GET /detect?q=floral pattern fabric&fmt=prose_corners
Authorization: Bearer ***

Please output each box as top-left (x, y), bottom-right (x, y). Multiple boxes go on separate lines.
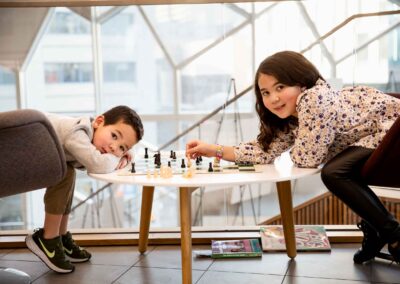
top-left (234, 79), bottom-right (400, 168)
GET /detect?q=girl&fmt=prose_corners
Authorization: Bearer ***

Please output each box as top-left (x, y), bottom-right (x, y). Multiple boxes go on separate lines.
top-left (186, 50), bottom-right (400, 264)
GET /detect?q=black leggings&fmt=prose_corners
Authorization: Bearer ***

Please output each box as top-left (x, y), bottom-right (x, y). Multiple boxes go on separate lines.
top-left (321, 146), bottom-right (399, 241)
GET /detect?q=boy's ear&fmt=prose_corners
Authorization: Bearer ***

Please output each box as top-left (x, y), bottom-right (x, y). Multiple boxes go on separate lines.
top-left (93, 115), bottom-right (105, 129)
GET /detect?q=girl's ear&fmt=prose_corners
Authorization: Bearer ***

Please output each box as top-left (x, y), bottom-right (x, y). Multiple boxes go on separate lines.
top-left (93, 115), bottom-right (105, 129)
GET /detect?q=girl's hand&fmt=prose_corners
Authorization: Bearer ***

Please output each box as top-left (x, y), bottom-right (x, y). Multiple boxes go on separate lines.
top-left (186, 140), bottom-right (216, 159)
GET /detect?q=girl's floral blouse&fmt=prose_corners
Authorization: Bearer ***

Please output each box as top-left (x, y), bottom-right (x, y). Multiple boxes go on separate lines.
top-left (234, 79), bottom-right (400, 168)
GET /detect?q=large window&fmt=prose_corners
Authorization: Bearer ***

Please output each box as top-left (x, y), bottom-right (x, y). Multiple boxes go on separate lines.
top-left (2, 1), bottom-right (399, 232)
top-left (0, 66), bottom-right (17, 111)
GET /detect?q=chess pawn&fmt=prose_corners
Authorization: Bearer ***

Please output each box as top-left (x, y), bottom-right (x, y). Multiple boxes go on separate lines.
top-left (181, 158), bottom-right (186, 169)
top-left (213, 157), bottom-right (220, 168)
top-left (144, 147), bottom-right (149, 159)
top-left (208, 162), bottom-right (213, 172)
top-left (167, 167), bottom-right (173, 178)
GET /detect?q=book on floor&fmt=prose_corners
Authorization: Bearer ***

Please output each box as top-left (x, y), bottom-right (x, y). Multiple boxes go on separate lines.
top-left (260, 225), bottom-right (331, 251)
top-left (211, 239), bottom-right (262, 258)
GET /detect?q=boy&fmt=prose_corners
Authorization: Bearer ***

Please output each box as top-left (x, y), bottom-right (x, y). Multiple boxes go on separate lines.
top-left (26, 105), bottom-right (144, 273)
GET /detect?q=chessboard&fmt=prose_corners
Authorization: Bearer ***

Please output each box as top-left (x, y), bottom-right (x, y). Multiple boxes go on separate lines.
top-left (117, 149), bottom-right (261, 176)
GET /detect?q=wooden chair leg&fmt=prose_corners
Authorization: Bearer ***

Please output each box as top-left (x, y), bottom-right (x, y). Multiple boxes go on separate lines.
top-left (179, 187), bottom-right (197, 284)
top-left (276, 180), bottom-right (297, 258)
top-left (138, 186), bottom-right (155, 254)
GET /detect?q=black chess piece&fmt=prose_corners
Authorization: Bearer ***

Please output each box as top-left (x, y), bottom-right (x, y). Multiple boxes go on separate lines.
top-left (154, 152), bottom-right (161, 168)
top-left (130, 162), bottom-right (136, 173)
top-left (196, 156), bottom-right (201, 165)
top-left (155, 152), bottom-right (161, 168)
top-left (144, 147), bottom-right (149, 159)
top-left (168, 161), bottom-right (171, 168)
top-left (181, 158), bottom-right (186, 168)
top-left (172, 151), bottom-right (177, 160)
top-left (208, 162), bottom-right (213, 172)
top-left (199, 156), bottom-right (203, 162)
top-left (170, 150), bottom-right (174, 159)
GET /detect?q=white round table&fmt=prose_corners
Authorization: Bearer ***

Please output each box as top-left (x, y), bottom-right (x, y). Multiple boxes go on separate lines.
top-left (89, 152), bottom-right (320, 284)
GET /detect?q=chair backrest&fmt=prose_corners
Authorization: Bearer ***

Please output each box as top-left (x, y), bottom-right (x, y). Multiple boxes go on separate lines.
top-left (361, 93), bottom-right (400, 188)
top-left (0, 109), bottom-right (67, 198)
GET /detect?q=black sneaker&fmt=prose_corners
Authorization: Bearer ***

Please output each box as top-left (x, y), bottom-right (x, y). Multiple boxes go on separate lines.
top-left (353, 220), bottom-right (386, 264)
top-left (26, 228), bottom-right (74, 273)
top-left (62, 231), bottom-right (91, 263)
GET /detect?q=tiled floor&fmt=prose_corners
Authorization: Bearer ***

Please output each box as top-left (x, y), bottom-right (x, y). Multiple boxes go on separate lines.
top-left (0, 243), bottom-right (399, 284)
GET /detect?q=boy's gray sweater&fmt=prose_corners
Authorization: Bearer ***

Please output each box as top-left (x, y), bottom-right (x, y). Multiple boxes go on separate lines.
top-left (46, 113), bottom-right (120, 174)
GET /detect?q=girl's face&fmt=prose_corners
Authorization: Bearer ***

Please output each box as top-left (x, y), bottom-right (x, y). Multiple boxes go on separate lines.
top-left (92, 116), bottom-right (137, 157)
top-left (258, 73), bottom-right (303, 118)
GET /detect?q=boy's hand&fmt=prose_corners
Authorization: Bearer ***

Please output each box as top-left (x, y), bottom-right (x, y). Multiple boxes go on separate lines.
top-left (116, 152), bottom-right (132, 169)
top-left (186, 140), bottom-right (216, 159)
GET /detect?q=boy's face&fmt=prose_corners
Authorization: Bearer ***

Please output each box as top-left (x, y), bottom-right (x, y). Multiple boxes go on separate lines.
top-left (92, 115), bottom-right (137, 158)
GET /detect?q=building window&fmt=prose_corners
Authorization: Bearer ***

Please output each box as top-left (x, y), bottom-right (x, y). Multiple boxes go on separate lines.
top-left (103, 62), bottom-right (136, 83)
top-left (48, 10), bottom-right (90, 34)
top-left (44, 63), bottom-right (93, 84)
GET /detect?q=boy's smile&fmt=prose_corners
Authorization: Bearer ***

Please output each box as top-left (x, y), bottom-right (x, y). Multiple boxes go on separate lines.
top-left (92, 116), bottom-right (137, 157)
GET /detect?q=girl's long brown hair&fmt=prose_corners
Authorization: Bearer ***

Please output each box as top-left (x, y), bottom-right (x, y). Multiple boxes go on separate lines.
top-left (255, 51), bottom-right (323, 150)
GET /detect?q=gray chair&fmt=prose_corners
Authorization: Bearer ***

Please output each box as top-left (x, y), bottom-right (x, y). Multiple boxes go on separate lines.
top-left (0, 109), bottom-right (67, 283)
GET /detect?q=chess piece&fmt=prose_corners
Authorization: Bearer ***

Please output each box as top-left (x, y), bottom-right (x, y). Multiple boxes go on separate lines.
top-left (130, 162), bottom-right (136, 173)
top-left (154, 152), bottom-right (161, 168)
top-left (168, 161), bottom-right (171, 167)
top-left (172, 151), bottom-right (177, 160)
top-left (208, 162), bottom-right (213, 172)
top-left (170, 150), bottom-right (174, 159)
top-left (213, 157), bottom-right (220, 168)
top-left (153, 170), bottom-right (158, 178)
top-left (144, 147), bottom-right (149, 159)
top-left (196, 156), bottom-right (201, 165)
top-left (199, 156), bottom-right (203, 162)
top-left (182, 167), bottom-right (195, 179)
top-left (187, 157), bottom-right (192, 168)
top-left (146, 169), bottom-right (151, 179)
top-left (181, 158), bottom-right (186, 168)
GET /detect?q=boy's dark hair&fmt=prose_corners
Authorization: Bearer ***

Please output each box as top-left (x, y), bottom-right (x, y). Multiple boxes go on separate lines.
top-left (102, 105), bottom-right (144, 141)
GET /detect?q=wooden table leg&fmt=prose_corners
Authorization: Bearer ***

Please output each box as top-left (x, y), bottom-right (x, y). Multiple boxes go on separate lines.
top-left (138, 186), bottom-right (155, 254)
top-left (179, 187), bottom-right (197, 284)
top-left (276, 180), bottom-right (297, 258)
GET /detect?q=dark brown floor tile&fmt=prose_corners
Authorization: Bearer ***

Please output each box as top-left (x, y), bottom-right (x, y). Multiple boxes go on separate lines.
top-left (2, 248), bottom-right (42, 262)
top-left (135, 245), bottom-right (213, 270)
top-left (197, 270), bottom-right (284, 284)
top-left (0, 259), bottom-right (49, 281)
top-left (114, 267), bottom-right (204, 284)
top-left (88, 245), bottom-right (150, 266)
top-left (32, 263), bottom-right (128, 284)
top-left (0, 249), bottom-right (13, 258)
top-left (283, 276), bottom-right (370, 284)
top-left (286, 244), bottom-right (371, 281)
top-left (208, 252), bottom-right (291, 275)
top-left (371, 259), bottom-right (400, 283)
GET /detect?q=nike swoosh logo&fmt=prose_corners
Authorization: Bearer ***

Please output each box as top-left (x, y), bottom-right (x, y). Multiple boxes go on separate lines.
top-left (64, 247), bottom-right (73, 255)
top-left (39, 238), bottom-right (55, 258)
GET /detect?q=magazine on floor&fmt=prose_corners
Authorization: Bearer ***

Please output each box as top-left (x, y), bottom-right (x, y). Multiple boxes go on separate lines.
top-left (260, 225), bottom-right (331, 251)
